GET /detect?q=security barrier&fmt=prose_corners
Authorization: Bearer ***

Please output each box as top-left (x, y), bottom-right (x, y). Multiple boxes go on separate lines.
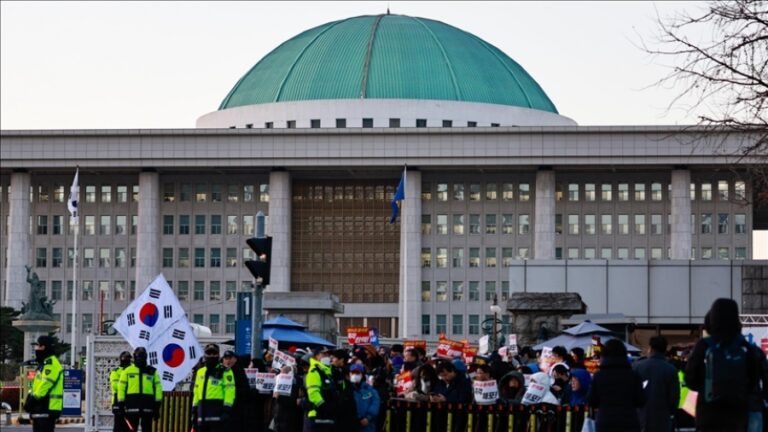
top-left (384, 399), bottom-right (590, 432)
top-left (154, 391), bottom-right (192, 432)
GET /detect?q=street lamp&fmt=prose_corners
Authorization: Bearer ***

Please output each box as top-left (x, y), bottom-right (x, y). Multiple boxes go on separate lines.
top-left (489, 294), bottom-right (502, 351)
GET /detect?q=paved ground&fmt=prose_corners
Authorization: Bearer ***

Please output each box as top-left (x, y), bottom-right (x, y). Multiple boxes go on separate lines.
top-left (1, 427), bottom-right (84, 431)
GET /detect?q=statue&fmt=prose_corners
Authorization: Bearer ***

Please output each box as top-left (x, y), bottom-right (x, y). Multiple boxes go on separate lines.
top-left (20, 265), bottom-right (55, 321)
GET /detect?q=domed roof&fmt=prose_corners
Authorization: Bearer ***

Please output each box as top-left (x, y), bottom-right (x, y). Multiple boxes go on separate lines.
top-left (219, 14), bottom-right (558, 113)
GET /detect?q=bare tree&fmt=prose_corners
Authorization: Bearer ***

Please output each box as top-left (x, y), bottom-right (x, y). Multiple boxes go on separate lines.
top-left (644, 0), bottom-right (767, 203)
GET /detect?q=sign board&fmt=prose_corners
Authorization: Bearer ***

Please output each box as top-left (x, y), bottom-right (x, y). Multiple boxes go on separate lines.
top-left (62, 369), bottom-right (83, 416)
top-left (245, 368), bottom-right (259, 389)
top-left (274, 373), bottom-right (293, 397)
top-left (743, 327), bottom-right (768, 356)
top-left (255, 372), bottom-right (276, 394)
top-left (478, 335), bottom-right (489, 355)
top-left (463, 346), bottom-right (478, 364)
top-left (269, 337), bottom-right (279, 352)
top-left (394, 370), bottom-right (413, 396)
top-left (473, 380), bottom-right (499, 405)
top-left (522, 382), bottom-right (547, 405)
top-left (235, 320), bottom-right (252, 356)
top-left (508, 334), bottom-right (518, 356)
top-left (436, 338), bottom-right (464, 358)
top-left (347, 327), bottom-right (370, 345)
top-left (271, 350), bottom-right (297, 371)
top-left (403, 340), bottom-right (427, 352)
top-left (369, 327), bottom-right (380, 347)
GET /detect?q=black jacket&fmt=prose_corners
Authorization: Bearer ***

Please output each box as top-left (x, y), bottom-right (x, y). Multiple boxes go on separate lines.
top-left (588, 356), bottom-right (645, 432)
top-left (632, 353), bottom-right (679, 432)
top-left (434, 373), bottom-right (473, 404)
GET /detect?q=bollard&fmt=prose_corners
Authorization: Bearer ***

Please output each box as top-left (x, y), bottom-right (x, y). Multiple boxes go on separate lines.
top-left (426, 403), bottom-right (432, 432)
top-left (385, 404), bottom-right (392, 432)
top-left (565, 406), bottom-right (572, 432)
top-left (466, 404), bottom-right (473, 432)
top-left (406, 404), bottom-right (412, 432)
top-left (486, 405), bottom-right (494, 432)
top-left (447, 404), bottom-right (453, 432)
top-left (508, 404), bottom-right (515, 431)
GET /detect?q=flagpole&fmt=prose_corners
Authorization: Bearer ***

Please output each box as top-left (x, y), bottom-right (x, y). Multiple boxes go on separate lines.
top-left (69, 168), bottom-right (79, 367)
top-left (402, 165), bottom-right (407, 338)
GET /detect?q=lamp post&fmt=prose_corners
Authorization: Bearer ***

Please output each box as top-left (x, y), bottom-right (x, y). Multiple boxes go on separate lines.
top-left (489, 294), bottom-right (502, 351)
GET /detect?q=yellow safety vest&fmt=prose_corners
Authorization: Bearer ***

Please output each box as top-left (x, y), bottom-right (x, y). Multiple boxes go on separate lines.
top-left (304, 357), bottom-right (333, 419)
top-left (118, 364), bottom-right (162, 414)
top-left (110, 366), bottom-right (126, 405)
top-left (678, 370), bottom-right (689, 409)
top-left (192, 365), bottom-right (235, 423)
top-left (30, 355), bottom-right (64, 416)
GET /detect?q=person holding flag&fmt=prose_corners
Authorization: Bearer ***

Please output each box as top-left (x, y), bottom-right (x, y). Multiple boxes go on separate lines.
top-left (191, 344), bottom-right (236, 432)
top-left (117, 347), bottom-right (163, 432)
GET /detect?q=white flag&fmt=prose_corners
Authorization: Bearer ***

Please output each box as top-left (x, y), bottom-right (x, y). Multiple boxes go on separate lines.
top-left (146, 318), bottom-right (202, 391)
top-left (67, 169), bottom-right (79, 224)
top-left (113, 274), bottom-right (185, 348)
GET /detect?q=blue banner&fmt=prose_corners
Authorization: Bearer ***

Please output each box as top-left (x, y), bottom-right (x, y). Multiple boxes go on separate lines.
top-left (236, 320), bottom-right (252, 355)
top-left (62, 369), bottom-right (83, 416)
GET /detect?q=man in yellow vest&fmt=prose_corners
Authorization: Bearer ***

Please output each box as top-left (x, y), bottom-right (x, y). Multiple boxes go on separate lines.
top-left (23, 335), bottom-right (63, 432)
top-left (117, 347), bottom-right (162, 432)
top-left (303, 347), bottom-right (337, 432)
top-left (192, 344), bottom-right (235, 432)
top-left (110, 351), bottom-right (132, 432)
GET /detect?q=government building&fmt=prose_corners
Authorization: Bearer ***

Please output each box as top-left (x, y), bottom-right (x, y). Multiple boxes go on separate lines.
top-left (2, 14), bottom-right (765, 358)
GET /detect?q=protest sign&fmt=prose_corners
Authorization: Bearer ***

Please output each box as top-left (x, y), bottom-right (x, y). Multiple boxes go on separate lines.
top-left (255, 372), bottom-right (276, 394)
top-left (271, 350), bottom-right (297, 371)
top-left (394, 370), bottom-right (413, 396)
top-left (473, 380), bottom-right (499, 405)
top-left (436, 338), bottom-right (464, 358)
top-left (347, 326), bottom-right (371, 345)
top-left (274, 373), bottom-right (293, 397)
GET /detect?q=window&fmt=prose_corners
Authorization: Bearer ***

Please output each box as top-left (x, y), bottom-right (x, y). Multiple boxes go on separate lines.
top-left (555, 248), bottom-right (562, 259)
top-left (485, 247), bottom-right (497, 267)
top-left (718, 181), bottom-right (729, 200)
top-left (85, 185), bottom-right (96, 203)
top-left (452, 315), bottom-right (463, 335)
top-left (209, 315), bottom-right (220, 334)
top-left (436, 214), bottom-right (448, 235)
top-left (436, 183), bottom-right (448, 201)
top-left (702, 247), bottom-right (713, 259)
top-left (335, 118), bottom-right (346, 128)
top-left (194, 248), bottom-right (205, 267)
top-left (436, 248), bottom-right (448, 268)
top-left (52, 248), bottom-right (62, 268)
top-left (453, 214), bottom-right (464, 235)
top-left (518, 247), bottom-right (529, 259)
top-left (502, 248), bottom-right (514, 266)
top-left (584, 248), bottom-right (596, 259)
top-left (485, 214), bottom-right (497, 234)
top-left (115, 185), bottom-right (127, 203)
top-left (452, 282), bottom-right (463, 301)
top-left (601, 248), bottom-right (612, 259)
top-left (568, 214), bottom-right (579, 235)
top-left (132, 185), bottom-right (140, 202)
top-left (601, 184), bottom-right (612, 201)
top-left (162, 248), bottom-right (173, 267)
top-left (51, 281), bottom-right (62, 300)
top-left (178, 248), bottom-right (190, 268)
top-left (452, 248), bottom-right (464, 268)
top-left (421, 215), bottom-right (431, 235)
top-left (469, 184), bottom-right (481, 201)
top-left (735, 247), bottom-right (747, 259)
top-left (651, 214), bottom-right (662, 235)
top-left (362, 118), bottom-right (373, 128)
top-left (690, 183), bottom-right (696, 200)
top-left (519, 183), bottom-right (530, 201)
top-left (651, 248), bottom-right (663, 259)
top-left (651, 183), bottom-right (662, 201)
top-left (435, 315), bottom-right (447, 334)
top-left (467, 248), bottom-right (480, 268)
top-left (618, 183), bottom-right (629, 201)
top-left (82, 314), bottom-right (93, 334)
top-left (82, 281), bottom-right (94, 301)
top-left (618, 214), bottom-right (629, 234)
top-left (436, 282), bottom-right (447, 302)
top-left (209, 281), bottom-right (221, 301)
top-left (617, 248), bottom-right (629, 260)
top-left (194, 215), bottom-right (205, 235)
top-left (567, 248), bottom-right (579, 259)
top-left (99, 248), bottom-right (111, 267)
top-left (389, 118), bottom-right (400, 128)
top-left (635, 214), bottom-right (646, 235)
top-left (53, 185), bottom-right (65, 202)
top-left (422, 183), bottom-right (432, 201)
top-left (469, 282), bottom-right (480, 301)
top-left (701, 213), bottom-right (712, 234)
top-left (634, 248), bottom-right (646, 259)
top-left (518, 214), bottom-right (530, 235)
top-left (701, 183), bottom-right (712, 201)
top-left (83, 248), bottom-right (94, 267)
top-left (584, 214), bottom-right (596, 235)
top-left (467, 121), bottom-right (477, 127)
top-left (210, 248), bottom-right (221, 267)
top-left (485, 281), bottom-right (496, 301)
top-left (99, 215), bottom-right (111, 235)
top-left (555, 214), bottom-right (563, 235)
top-left (502, 183), bottom-right (514, 201)
top-left (115, 215), bottom-right (126, 235)
top-left (416, 119), bottom-right (427, 128)
top-left (585, 184), bottom-right (595, 201)
top-left (718, 213), bottom-right (729, 234)
top-left (735, 214), bottom-right (746, 233)
top-left (36, 248), bottom-right (47, 267)
top-left (486, 183), bottom-right (497, 200)
top-left (84, 216), bottom-right (95, 235)
top-left (226, 248), bottom-right (237, 267)
top-left (211, 185), bottom-right (222, 202)
top-left (286, 120), bottom-right (296, 129)
top-left (193, 281), bottom-right (205, 301)
top-left (634, 183), bottom-right (646, 201)
top-left (442, 120), bottom-right (453, 127)
top-left (36, 215), bottom-right (48, 235)
top-left (735, 181), bottom-right (746, 201)
top-left (115, 248), bottom-right (126, 268)
top-left (179, 215), bottom-right (190, 235)
top-left (601, 214), bottom-right (612, 235)
top-left (243, 185), bottom-right (254, 202)
top-left (264, 122), bottom-right (273, 129)
top-left (469, 315), bottom-right (479, 335)
top-left (131, 216), bottom-right (137, 235)
top-left (568, 184), bottom-right (579, 201)
top-left (502, 214), bottom-right (514, 234)
top-left (311, 119), bottom-right (321, 128)
top-left (211, 215), bottom-right (222, 234)
top-left (422, 315), bottom-right (431, 335)
top-left (163, 183), bottom-right (175, 202)
top-left (226, 315), bottom-right (236, 333)
top-left (52, 215), bottom-right (62, 235)
top-left (195, 184), bottom-right (207, 202)
top-left (453, 184), bottom-right (465, 201)
top-left (421, 282), bottom-right (431, 302)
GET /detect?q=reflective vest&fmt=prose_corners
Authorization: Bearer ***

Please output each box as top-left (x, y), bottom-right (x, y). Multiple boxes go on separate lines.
top-left (118, 364), bottom-right (162, 414)
top-left (30, 355), bottom-right (64, 417)
top-left (305, 357), bottom-right (334, 420)
top-left (678, 370), bottom-right (689, 409)
top-left (110, 366), bottom-right (126, 406)
top-left (192, 365), bottom-right (235, 423)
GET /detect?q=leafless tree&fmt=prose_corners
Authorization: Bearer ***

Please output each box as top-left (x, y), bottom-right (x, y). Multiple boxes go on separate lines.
top-left (644, 0), bottom-right (767, 204)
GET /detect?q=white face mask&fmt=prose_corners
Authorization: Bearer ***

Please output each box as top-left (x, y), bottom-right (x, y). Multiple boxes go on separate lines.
top-left (350, 374), bottom-right (363, 384)
top-left (320, 357), bottom-right (331, 366)
top-left (421, 381), bottom-right (431, 393)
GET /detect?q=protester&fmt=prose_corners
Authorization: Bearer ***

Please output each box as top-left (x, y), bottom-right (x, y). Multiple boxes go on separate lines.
top-left (522, 372), bottom-right (559, 406)
top-left (551, 346), bottom-right (571, 367)
top-left (550, 363), bottom-right (572, 404)
top-left (632, 336), bottom-right (679, 432)
top-left (569, 347), bottom-right (586, 369)
top-left (118, 347), bottom-right (162, 432)
top-left (402, 348), bottom-right (422, 372)
top-left (24, 336), bottom-right (64, 432)
top-left (519, 346), bottom-right (539, 373)
top-left (498, 370), bottom-right (526, 405)
top-left (271, 365), bottom-right (302, 432)
top-left (221, 350), bottom-right (250, 432)
top-left (587, 339), bottom-right (645, 432)
top-left (330, 349), bottom-right (358, 430)
top-left (472, 364), bottom-right (493, 382)
top-left (568, 367), bottom-right (591, 406)
top-left (432, 361), bottom-right (472, 404)
top-left (350, 363), bottom-right (380, 432)
top-left (191, 344), bottom-right (235, 432)
top-left (110, 351), bottom-right (132, 432)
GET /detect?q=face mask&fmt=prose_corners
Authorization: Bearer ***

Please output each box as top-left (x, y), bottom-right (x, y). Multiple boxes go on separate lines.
top-left (205, 356), bottom-right (219, 368)
top-left (134, 354), bottom-right (147, 368)
top-left (35, 350), bottom-right (47, 363)
top-left (320, 357), bottom-right (331, 366)
top-left (420, 381), bottom-right (431, 393)
top-left (350, 374), bottom-right (363, 384)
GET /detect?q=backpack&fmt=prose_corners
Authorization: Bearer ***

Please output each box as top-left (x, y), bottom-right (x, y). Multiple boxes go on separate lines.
top-left (703, 335), bottom-right (749, 406)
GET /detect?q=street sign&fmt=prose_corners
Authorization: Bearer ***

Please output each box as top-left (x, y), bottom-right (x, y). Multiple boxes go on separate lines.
top-left (236, 320), bottom-right (252, 355)
top-left (62, 369), bottom-right (83, 416)
top-left (237, 292), bottom-right (253, 320)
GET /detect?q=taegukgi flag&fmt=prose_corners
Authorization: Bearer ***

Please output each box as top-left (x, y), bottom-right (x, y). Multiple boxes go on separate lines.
top-left (67, 168), bottom-right (79, 224)
top-left (146, 318), bottom-right (202, 391)
top-left (113, 274), bottom-right (185, 348)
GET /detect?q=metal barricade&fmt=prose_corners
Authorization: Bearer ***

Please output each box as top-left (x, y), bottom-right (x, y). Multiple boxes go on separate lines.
top-left (153, 391), bottom-right (192, 432)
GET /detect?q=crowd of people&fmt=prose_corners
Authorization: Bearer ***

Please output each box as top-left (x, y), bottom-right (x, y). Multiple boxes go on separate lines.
top-left (95, 297), bottom-right (768, 432)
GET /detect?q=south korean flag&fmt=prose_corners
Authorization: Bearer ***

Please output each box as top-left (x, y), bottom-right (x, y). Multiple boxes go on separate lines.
top-left (114, 274), bottom-right (185, 348)
top-left (146, 318), bottom-right (202, 391)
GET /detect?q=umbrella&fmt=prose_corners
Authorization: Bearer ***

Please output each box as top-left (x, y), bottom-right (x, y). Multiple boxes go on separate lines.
top-left (533, 320), bottom-right (641, 353)
top-left (222, 314), bottom-right (335, 348)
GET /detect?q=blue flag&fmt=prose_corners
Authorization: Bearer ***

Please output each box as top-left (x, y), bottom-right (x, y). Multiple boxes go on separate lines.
top-left (390, 170), bottom-right (405, 224)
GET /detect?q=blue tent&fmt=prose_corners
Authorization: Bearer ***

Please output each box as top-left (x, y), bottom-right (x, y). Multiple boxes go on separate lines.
top-left (261, 315), bottom-right (335, 347)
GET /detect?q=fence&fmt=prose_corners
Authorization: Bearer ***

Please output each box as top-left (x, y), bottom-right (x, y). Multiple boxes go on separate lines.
top-left (384, 399), bottom-right (589, 432)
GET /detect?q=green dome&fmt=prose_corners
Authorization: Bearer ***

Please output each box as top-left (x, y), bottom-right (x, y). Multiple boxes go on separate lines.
top-left (219, 14), bottom-right (558, 113)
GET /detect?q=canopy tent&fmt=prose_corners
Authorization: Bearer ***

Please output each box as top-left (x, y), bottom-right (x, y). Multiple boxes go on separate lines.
top-left (222, 315), bottom-right (335, 348)
top-left (533, 320), bottom-right (641, 353)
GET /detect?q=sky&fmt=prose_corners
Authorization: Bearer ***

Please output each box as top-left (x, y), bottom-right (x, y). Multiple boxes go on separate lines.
top-left (1, 0), bottom-right (714, 130)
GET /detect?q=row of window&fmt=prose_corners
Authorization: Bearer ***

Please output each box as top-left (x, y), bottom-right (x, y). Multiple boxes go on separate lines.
top-left (553, 246), bottom-right (745, 260)
top-left (421, 280), bottom-right (510, 302)
top-left (162, 183), bottom-right (269, 203)
top-left (421, 213), bottom-right (748, 236)
top-left (54, 312), bottom-right (236, 335)
top-left (243, 118), bottom-right (499, 129)
top-left (39, 278), bottom-right (248, 303)
top-left (420, 314), bottom-right (511, 336)
top-left (163, 214), bottom-right (268, 236)
top-left (8, 185), bottom-right (140, 204)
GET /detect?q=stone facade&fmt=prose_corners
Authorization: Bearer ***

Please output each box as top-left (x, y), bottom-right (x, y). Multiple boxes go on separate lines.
top-left (506, 292), bottom-right (586, 347)
top-left (742, 265), bottom-right (768, 314)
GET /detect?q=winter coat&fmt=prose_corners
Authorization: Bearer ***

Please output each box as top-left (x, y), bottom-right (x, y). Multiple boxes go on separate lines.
top-left (568, 367), bottom-right (591, 406)
top-left (632, 352), bottom-right (679, 432)
top-left (353, 382), bottom-right (380, 432)
top-left (588, 356), bottom-right (645, 432)
top-left (434, 373), bottom-right (473, 404)
top-left (498, 370), bottom-right (526, 404)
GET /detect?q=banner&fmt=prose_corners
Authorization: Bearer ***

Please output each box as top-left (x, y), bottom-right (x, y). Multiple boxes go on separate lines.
top-left (271, 350), bottom-right (297, 371)
top-left (255, 372), bottom-right (276, 394)
top-left (369, 328), bottom-right (380, 347)
top-left (114, 274), bottom-right (185, 348)
top-left (473, 380), bottom-right (499, 405)
top-left (463, 346), bottom-right (478, 364)
top-left (347, 327), bottom-right (370, 345)
top-left (403, 340), bottom-right (426, 351)
top-left (743, 327), bottom-right (768, 355)
top-left (436, 338), bottom-right (464, 358)
top-left (395, 370), bottom-right (413, 396)
top-left (145, 318), bottom-right (202, 391)
top-left (274, 373), bottom-right (293, 397)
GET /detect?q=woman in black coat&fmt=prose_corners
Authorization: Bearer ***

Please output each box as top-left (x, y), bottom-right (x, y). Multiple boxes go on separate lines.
top-left (587, 339), bottom-right (645, 432)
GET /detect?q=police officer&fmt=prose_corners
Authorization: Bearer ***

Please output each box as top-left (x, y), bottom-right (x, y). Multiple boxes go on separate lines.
top-left (110, 351), bottom-right (132, 432)
top-left (192, 344), bottom-right (236, 432)
top-left (117, 347), bottom-right (162, 432)
top-left (23, 335), bottom-right (63, 432)
top-left (304, 347), bottom-right (336, 432)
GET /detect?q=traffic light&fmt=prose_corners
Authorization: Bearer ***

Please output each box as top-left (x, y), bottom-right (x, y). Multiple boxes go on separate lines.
top-left (245, 236), bottom-right (272, 286)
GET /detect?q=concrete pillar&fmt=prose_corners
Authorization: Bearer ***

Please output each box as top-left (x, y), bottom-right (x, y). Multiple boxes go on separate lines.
top-left (268, 170), bottom-right (291, 292)
top-left (398, 169), bottom-right (422, 338)
top-left (534, 169), bottom-right (556, 259)
top-left (671, 169), bottom-right (692, 259)
top-left (6, 171), bottom-right (31, 309)
top-left (136, 171), bottom-right (160, 291)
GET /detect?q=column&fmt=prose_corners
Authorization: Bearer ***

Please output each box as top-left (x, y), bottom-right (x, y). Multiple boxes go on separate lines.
top-left (136, 170), bottom-right (160, 291)
top-left (6, 171), bottom-right (31, 309)
top-left (398, 169), bottom-right (422, 338)
top-left (268, 170), bottom-right (291, 292)
top-left (534, 169), bottom-right (556, 259)
top-left (671, 168), bottom-right (692, 259)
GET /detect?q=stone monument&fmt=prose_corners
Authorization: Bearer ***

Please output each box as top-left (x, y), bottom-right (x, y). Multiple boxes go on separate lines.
top-left (12, 266), bottom-right (61, 361)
